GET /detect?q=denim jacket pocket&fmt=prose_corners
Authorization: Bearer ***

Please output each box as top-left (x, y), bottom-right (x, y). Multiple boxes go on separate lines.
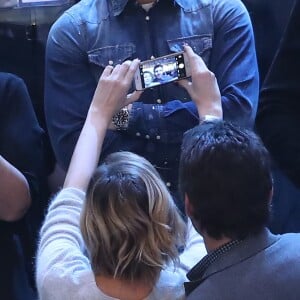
top-left (167, 35), bottom-right (212, 65)
top-left (88, 43), bottom-right (136, 80)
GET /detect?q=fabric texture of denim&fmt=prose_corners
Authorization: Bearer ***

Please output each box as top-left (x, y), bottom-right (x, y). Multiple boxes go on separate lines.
top-left (45, 0), bottom-right (259, 207)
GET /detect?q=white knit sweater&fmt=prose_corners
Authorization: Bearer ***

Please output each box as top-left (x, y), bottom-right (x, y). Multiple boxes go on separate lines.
top-left (36, 188), bottom-right (206, 300)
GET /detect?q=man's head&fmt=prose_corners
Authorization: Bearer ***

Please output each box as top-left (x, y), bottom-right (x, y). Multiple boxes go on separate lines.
top-left (179, 121), bottom-right (272, 240)
top-left (153, 64), bottom-right (164, 79)
top-left (143, 70), bottom-right (154, 86)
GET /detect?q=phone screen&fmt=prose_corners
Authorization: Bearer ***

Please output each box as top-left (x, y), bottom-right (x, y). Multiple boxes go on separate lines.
top-left (139, 53), bottom-right (188, 89)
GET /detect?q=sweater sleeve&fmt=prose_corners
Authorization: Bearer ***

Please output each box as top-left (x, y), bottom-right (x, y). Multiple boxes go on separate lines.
top-left (36, 187), bottom-right (92, 299)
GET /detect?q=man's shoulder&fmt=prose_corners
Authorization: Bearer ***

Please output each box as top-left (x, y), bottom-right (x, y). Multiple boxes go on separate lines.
top-left (276, 232), bottom-right (300, 250)
top-left (187, 233), bottom-right (300, 299)
top-left (211, 0), bottom-right (249, 20)
top-left (0, 72), bottom-right (23, 87)
top-left (176, 0), bottom-right (245, 12)
top-left (51, 0), bottom-right (109, 27)
top-left (0, 72), bottom-right (26, 102)
top-left (261, 233), bottom-right (300, 272)
top-left (209, 0), bottom-right (251, 36)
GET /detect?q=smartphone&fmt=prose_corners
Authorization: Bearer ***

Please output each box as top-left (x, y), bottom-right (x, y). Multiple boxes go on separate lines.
top-left (134, 51), bottom-right (191, 91)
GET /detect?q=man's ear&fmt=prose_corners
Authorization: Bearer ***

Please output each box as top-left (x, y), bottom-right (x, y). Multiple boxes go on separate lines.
top-left (185, 193), bottom-right (194, 218)
top-left (185, 194), bottom-right (203, 236)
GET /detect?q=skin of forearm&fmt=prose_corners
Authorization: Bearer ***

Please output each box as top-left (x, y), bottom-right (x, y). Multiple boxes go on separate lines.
top-left (0, 155), bottom-right (31, 222)
top-left (63, 110), bottom-right (110, 191)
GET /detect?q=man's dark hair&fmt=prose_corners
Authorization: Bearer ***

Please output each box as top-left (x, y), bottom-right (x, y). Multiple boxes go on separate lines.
top-left (153, 64), bottom-right (163, 73)
top-left (179, 121), bottom-right (272, 240)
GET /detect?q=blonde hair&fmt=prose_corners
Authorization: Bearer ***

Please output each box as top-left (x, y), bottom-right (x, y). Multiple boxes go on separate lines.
top-left (80, 151), bottom-right (186, 284)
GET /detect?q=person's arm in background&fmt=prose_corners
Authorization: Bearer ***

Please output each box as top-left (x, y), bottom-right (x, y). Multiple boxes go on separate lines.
top-left (44, 14), bottom-right (101, 171)
top-left (256, 0), bottom-right (300, 188)
top-left (125, 0), bottom-right (258, 141)
top-left (0, 156), bottom-right (31, 222)
top-left (210, 0), bottom-right (258, 126)
top-left (0, 73), bottom-right (45, 222)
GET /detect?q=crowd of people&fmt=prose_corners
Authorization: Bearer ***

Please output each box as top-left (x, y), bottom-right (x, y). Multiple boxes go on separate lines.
top-left (1, 0), bottom-right (300, 299)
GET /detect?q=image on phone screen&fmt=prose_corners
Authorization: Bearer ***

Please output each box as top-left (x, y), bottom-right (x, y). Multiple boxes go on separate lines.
top-left (138, 52), bottom-right (189, 90)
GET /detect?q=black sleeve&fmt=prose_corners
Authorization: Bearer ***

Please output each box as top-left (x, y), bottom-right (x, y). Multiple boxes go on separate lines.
top-left (256, 0), bottom-right (300, 188)
top-left (0, 72), bottom-right (47, 232)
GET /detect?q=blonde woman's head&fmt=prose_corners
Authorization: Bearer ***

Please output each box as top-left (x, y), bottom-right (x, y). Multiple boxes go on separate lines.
top-left (80, 152), bottom-right (186, 284)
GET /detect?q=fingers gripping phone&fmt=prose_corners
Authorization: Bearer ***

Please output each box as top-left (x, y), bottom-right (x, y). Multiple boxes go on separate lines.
top-left (134, 52), bottom-right (191, 91)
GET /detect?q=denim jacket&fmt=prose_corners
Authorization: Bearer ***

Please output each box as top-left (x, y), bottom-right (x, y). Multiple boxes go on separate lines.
top-left (45, 0), bottom-right (259, 205)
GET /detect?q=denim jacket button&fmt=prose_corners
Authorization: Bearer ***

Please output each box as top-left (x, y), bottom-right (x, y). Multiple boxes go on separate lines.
top-left (136, 132), bottom-right (141, 137)
top-left (145, 15), bottom-right (150, 21)
top-left (156, 135), bottom-right (161, 140)
top-left (166, 182), bottom-right (171, 187)
top-left (145, 134), bottom-right (150, 139)
top-left (164, 161), bottom-right (168, 165)
top-left (108, 60), bottom-right (114, 65)
top-left (150, 55), bottom-right (155, 60)
top-left (156, 99), bottom-right (162, 104)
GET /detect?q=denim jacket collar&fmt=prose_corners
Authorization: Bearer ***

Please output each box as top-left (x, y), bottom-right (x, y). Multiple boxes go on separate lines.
top-left (110, 0), bottom-right (127, 16)
top-left (109, 0), bottom-right (210, 16)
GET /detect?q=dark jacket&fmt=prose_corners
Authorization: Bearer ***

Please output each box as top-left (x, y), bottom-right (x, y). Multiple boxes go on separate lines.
top-left (186, 228), bottom-right (300, 299)
top-left (256, 0), bottom-right (300, 188)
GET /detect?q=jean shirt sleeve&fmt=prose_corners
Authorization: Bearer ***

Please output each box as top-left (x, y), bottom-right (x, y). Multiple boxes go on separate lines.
top-left (127, 0), bottom-right (259, 143)
top-left (44, 13), bottom-right (121, 170)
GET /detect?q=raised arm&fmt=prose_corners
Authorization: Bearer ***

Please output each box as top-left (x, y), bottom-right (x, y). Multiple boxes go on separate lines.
top-left (64, 60), bottom-right (141, 191)
top-left (179, 45), bottom-right (222, 121)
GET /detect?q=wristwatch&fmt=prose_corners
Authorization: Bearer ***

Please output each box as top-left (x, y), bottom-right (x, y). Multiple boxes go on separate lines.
top-left (199, 115), bottom-right (221, 124)
top-left (112, 106), bottom-right (130, 130)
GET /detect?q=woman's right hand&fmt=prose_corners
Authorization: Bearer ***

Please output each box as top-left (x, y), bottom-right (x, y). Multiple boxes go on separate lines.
top-left (88, 59), bottom-right (142, 127)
